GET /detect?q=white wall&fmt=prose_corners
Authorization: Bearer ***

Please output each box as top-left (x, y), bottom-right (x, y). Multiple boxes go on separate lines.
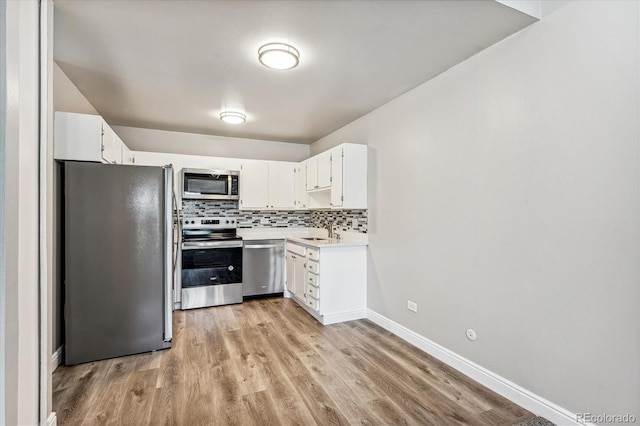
top-left (53, 61), bottom-right (98, 115)
top-left (113, 125), bottom-right (310, 162)
top-left (2, 0), bottom-right (41, 424)
top-left (0, 1), bottom-right (6, 423)
top-left (41, 0), bottom-right (54, 421)
top-left (312, 0), bottom-right (639, 419)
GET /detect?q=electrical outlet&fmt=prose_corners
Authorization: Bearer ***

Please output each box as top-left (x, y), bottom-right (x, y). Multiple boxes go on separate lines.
top-left (260, 218), bottom-right (269, 225)
top-left (407, 301), bottom-right (417, 312)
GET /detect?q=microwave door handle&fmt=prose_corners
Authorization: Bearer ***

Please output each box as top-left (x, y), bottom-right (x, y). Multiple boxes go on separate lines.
top-left (228, 174), bottom-right (232, 195)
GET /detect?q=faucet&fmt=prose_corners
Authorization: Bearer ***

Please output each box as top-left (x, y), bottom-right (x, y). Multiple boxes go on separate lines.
top-left (325, 221), bottom-right (334, 239)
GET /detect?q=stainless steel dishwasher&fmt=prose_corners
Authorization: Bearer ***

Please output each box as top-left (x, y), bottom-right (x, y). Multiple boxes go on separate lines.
top-left (242, 239), bottom-right (285, 297)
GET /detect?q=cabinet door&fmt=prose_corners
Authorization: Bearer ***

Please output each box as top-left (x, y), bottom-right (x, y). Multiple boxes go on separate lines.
top-left (54, 112), bottom-right (103, 162)
top-left (113, 132), bottom-right (125, 165)
top-left (241, 161), bottom-right (269, 210)
top-left (124, 147), bottom-right (136, 164)
top-left (121, 144), bottom-right (131, 165)
top-left (341, 144), bottom-right (368, 209)
top-left (317, 150), bottom-right (332, 189)
top-left (330, 147), bottom-right (343, 207)
top-left (294, 254), bottom-right (306, 301)
top-left (286, 253), bottom-right (296, 294)
top-left (306, 158), bottom-right (318, 191)
top-left (268, 162), bottom-right (295, 209)
top-left (100, 121), bottom-right (121, 164)
top-left (113, 132), bottom-right (129, 164)
top-left (294, 164), bottom-right (308, 209)
top-left (100, 122), bottom-right (113, 164)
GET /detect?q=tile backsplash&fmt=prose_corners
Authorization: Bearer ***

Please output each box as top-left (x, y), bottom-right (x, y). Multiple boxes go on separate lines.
top-left (237, 211), bottom-right (310, 228)
top-left (181, 201), bottom-right (238, 216)
top-left (181, 200), bottom-right (367, 233)
top-left (311, 209), bottom-right (368, 233)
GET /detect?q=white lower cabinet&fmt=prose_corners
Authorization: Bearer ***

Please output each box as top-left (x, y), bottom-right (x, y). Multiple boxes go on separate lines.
top-left (294, 256), bottom-right (306, 301)
top-left (286, 242), bottom-right (307, 301)
top-left (286, 240), bottom-right (366, 325)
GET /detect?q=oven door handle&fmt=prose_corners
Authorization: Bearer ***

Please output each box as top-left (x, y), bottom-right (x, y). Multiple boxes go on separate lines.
top-left (182, 241), bottom-right (243, 249)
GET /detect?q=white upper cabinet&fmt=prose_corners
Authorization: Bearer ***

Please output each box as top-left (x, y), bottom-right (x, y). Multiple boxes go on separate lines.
top-left (54, 111), bottom-right (128, 164)
top-left (121, 144), bottom-right (135, 164)
top-left (305, 158), bottom-right (318, 191)
top-left (294, 163), bottom-right (308, 209)
top-left (330, 146), bottom-right (344, 208)
top-left (317, 150), bottom-right (332, 189)
top-left (240, 160), bottom-right (296, 210)
top-left (305, 143), bottom-right (367, 210)
top-left (240, 161), bottom-right (270, 210)
top-left (305, 151), bottom-right (331, 191)
top-left (332, 144), bottom-right (367, 209)
top-left (268, 161), bottom-right (295, 210)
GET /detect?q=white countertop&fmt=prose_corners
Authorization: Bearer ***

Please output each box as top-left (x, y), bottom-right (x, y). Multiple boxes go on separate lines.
top-left (285, 235), bottom-right (368, 248)
top-left (236, 227), bottom-right (368, 248)
top-left (236, 227), bottom-right (310, 240)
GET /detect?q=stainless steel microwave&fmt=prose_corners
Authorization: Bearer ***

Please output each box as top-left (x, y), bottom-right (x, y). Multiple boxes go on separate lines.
top-left (180, 168), bottom-right (240, 200)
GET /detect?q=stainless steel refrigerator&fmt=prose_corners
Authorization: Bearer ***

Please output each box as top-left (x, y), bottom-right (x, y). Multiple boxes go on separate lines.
top-left (64, 162), bottom-right (174, 365)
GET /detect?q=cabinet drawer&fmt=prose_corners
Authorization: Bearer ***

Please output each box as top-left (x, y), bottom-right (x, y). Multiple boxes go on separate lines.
top-left (307, 283), bottom-right (319, 299)
top-left (307, 247), bottom-right (320, 261)
top-left (287, 242), bottom-right (306, 256)
top-left (307, 295), bottom-right (319, 311)
top-left (307, 272), bottom-right (319, 288)
top-left (307, 260), bottom-right (319, 274)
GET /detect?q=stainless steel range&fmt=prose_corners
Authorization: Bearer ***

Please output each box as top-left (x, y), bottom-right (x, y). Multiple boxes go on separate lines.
top-left (180, 216), bottom-right (243, 309)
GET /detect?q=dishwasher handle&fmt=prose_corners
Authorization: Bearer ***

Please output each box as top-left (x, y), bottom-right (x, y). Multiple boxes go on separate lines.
top-left (244, 243), bottom-right (283, 249)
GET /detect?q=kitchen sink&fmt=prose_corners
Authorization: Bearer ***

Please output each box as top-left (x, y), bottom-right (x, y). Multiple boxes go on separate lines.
top-left (299, 237), bottom-right (328, 241)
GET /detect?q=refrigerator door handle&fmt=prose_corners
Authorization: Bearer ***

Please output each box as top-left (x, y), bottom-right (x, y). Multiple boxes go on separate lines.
top-left (163, 165), bottom-right (174, 342)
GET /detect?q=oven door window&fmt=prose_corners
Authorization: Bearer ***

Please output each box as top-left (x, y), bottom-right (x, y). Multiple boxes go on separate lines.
top-left (181, 247), bottom-right (242, 288)
top-left (184, 173), bottom-right (228, 196)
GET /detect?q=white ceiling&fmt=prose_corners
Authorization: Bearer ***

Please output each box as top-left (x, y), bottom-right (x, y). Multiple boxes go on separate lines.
top-left (53, 0), bottom-right (537, 144)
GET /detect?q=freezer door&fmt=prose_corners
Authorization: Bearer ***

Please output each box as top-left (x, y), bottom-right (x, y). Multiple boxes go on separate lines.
top-left (64, 162), bottom-right (166, 365)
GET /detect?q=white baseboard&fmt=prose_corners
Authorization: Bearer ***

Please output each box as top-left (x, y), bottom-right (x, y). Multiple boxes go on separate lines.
top-left (44, 412), bottom-right (57, 426)
top-left (51, 345), bottom-right (63, 372)
top-left (366, 309), bottom-right (588, 426)
top-left (323, 309), bottom-right (367, 325)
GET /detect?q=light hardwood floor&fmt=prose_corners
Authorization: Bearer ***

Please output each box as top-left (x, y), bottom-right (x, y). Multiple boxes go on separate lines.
top-left (53, 297), bottom-right (536, 425)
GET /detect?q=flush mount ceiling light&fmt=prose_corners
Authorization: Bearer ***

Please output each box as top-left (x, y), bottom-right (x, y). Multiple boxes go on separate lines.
top-left (258, 42), bottom-right (300, 70)
top-left (219, 111), bottom-right (246, 124)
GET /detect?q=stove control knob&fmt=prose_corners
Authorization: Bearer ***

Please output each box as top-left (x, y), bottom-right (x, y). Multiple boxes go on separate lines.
top-left (226, 220), bottom-right (230, 224)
